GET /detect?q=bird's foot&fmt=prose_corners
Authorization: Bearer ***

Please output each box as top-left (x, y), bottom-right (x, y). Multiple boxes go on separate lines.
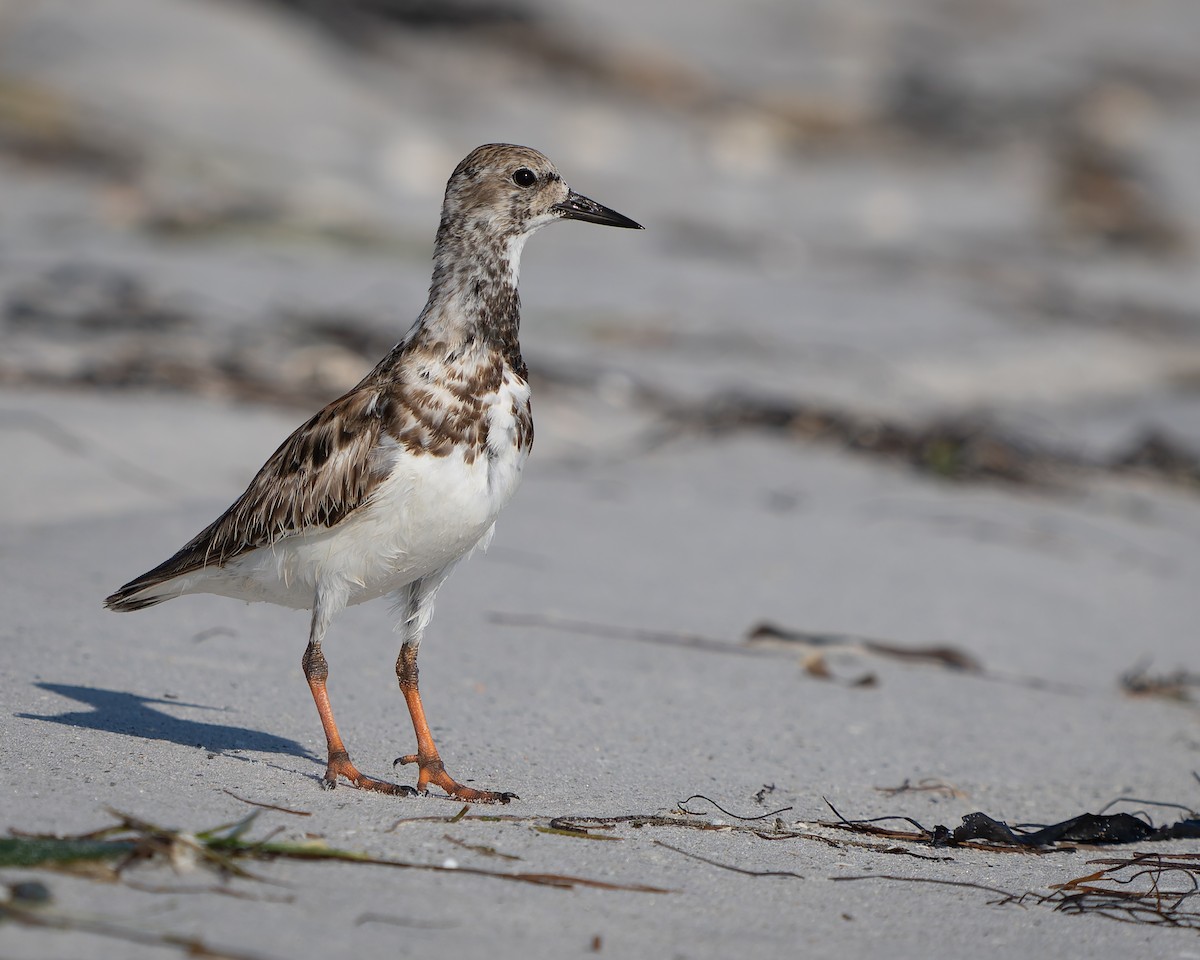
top-left (393, 752), bottom-right (517, 804)
top-left (323, 751), bottom-right (417, 796)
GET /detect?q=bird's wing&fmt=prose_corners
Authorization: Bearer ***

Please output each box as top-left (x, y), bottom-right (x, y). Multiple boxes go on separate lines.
top-left (106, 387), bottom-right (392, 605)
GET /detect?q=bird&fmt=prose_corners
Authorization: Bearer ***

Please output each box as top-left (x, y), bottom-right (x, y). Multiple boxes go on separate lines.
top-left (105, 143), bottom-right (643, 803)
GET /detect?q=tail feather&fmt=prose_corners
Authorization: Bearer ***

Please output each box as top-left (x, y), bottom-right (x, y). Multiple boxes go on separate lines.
top-left (104, 577), bottom-right (180, 612)
top-left (104, 587), bottom-right (167, 612)
top-left (104, 551), bottom-right (202, 612)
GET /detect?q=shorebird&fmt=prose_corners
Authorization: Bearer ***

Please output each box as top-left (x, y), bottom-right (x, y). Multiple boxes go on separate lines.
top-left (106, 144), bottom-right (642, 802)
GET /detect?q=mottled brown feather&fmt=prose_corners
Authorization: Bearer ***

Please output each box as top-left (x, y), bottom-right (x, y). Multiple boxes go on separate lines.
top-left (105, 335), bottom-right (533, 609)
top-left (105, 388), bottom-right (391, 605)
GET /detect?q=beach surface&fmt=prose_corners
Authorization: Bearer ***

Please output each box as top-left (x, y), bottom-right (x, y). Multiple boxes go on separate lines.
top-left (2, 2), bottom-right (1199, 957)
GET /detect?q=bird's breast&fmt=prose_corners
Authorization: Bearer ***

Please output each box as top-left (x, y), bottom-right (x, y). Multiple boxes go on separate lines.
top-left (209, 365), bottom-right (534, 610)
top-left (484, 370), bottom-right (532, 504)
top-left (336, 368), bottom-right (530, 593)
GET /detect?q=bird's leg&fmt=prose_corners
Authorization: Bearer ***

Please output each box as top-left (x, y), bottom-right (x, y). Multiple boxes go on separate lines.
top-left (393, 642), bottom-right (516, 803)
top-left (302, 639), bottom-right (415, 796)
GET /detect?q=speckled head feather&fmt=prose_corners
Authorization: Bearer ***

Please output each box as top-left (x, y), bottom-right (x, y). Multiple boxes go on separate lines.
top-left (442, 144), bottom-right (569, 245)
top-left (427, 143), bottom-right (640, 294)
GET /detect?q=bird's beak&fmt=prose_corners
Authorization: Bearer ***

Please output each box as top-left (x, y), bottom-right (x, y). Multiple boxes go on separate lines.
top-left (553, 190), bottom-right (644, 229)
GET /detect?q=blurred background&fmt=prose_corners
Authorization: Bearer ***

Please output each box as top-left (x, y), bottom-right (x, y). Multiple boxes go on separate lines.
top-left (2, 0), bottom-right (1199, 484)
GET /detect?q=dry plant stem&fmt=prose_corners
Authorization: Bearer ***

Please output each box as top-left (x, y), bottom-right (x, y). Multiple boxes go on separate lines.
top-left (488, 611), bottom-right (753, 655)
top-left (653, 840), bottom-right (805, 879)
top-left (0, 901), bottom-right (274, 960)
top-left (834, 874), bottom-right (1018, 899)
top-left (222, 789), bottom-right (312, 817)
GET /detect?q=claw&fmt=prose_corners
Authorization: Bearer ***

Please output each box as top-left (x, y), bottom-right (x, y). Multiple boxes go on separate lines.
top-left (319, 753), bottom-right (415, 795)
top-left (393, 754), bottom-right (515, 803)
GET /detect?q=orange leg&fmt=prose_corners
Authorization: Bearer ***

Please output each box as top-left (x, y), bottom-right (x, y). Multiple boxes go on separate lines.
top-left (392, 643), bottom-right (516, 803)
top-left (302, 641), bottom-right (414, 795)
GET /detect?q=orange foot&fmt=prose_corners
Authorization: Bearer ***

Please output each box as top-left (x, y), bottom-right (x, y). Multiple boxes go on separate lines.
top-left (393, 752), bottom-right (517, 804)
top-left (323, 751), bottom-right (417, 796)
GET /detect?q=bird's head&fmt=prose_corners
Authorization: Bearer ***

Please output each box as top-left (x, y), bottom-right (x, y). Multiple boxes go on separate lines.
top-left (440, 143), bottom-right (643, 247)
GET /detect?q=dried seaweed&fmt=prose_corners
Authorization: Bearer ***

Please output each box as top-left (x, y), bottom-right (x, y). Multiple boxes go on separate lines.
top-left (1, 809), bottom-right (670, 894)
top-left (821, 797), bottom-right (1200, 850)
top-left (548, 814), bottom-right (734, 834)
top-left (8, 789), bottom-right (1197, 952)
top-left (747, 622), bottom-right (981, 672)
top-left (675, 794), bottom-right (794, 822)
top-left (875, 778), bottom-right (968, 800)
top-left (673, 395), bottom-right (1050, 484)
top-left (838, 853), bottom-right (1200, 931)
top-left (1122, 662), bottom-right (1200, 704)
top-left (541, 801), bottom-right (948, 863)
top-left (1115, 431), bottom-right (1200, 487)
top-left (754, 783), bottom-right (777, 804)
top-left (381, 793), bottom-right (1200, 861)
top-left (754, 828), bottom-right (954, 861)
top-left (1042, 853), bottom-right (1200, 927)
top-left (669, 390), bottom-right (1200, 491)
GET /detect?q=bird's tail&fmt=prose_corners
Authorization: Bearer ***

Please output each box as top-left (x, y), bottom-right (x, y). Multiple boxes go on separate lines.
top-left (104, 564), bottom-right (192, 612)
top-left (104, 582), bottom-right (171, 612)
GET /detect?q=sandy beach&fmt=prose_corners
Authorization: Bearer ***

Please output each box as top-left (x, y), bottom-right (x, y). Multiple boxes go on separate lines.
top-left (2, 2), bottom-right (1199, 957)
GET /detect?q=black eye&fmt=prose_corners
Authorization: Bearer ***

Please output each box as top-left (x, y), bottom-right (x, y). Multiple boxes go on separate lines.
top-left (512, 168), bottom-right (537, 187)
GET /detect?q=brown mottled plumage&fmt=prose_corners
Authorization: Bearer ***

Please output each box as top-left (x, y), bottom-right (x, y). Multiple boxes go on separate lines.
top-left (106, 144), bottom-right (641, 802)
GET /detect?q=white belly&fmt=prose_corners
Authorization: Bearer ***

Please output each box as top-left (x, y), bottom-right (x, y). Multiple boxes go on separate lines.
top-left (191, 378), bottom-right (531, 610)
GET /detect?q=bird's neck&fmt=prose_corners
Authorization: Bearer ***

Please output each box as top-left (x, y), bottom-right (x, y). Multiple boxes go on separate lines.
top-left (413, 225), bottom-right (529, 374)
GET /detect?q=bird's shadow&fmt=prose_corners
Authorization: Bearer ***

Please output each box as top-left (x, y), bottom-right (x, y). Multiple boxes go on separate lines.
top-left (18, 682), bottom-right (319, 761)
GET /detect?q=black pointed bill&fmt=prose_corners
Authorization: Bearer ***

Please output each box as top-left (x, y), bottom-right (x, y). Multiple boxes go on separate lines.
top-left (553, 190), bottom-right (644, 229)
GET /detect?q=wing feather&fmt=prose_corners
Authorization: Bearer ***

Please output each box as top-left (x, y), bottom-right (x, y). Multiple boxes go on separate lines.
top-left (105, 388), bottom-right (391, 608)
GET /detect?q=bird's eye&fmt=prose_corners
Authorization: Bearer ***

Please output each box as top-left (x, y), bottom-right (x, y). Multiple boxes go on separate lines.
top-left (512, 168), bottom-right (537, 188)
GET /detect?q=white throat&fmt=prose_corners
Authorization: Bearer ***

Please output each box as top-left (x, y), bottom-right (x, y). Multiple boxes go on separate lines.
top-left (504, 232), bottom-right (532, 284)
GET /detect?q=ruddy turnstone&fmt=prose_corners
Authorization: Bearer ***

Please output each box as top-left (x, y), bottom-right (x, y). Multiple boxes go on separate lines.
top-left (105, 143), bottom-right (642, 802)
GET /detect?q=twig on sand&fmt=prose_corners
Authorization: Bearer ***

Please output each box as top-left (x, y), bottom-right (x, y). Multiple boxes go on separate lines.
top-left (487, 611), bottom-right (755, 655)
top-left (833, 873), bottom-right (1018, 900)
top-left (676, 793), bottom-right (794, 822)
top-left (0, 900), bottom-right (278, 960)
top-left (222, 789), bottom-right (312, 817)
top-left (653, 840), bottom-right (804, 879)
